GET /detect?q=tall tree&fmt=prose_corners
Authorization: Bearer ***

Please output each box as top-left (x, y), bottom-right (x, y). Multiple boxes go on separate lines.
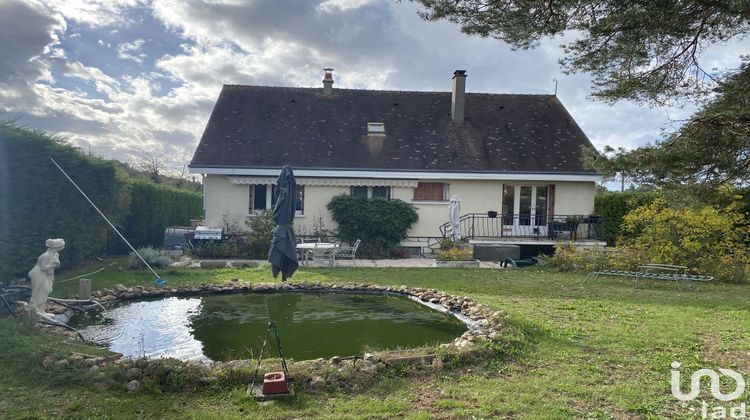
top-left (414, 0), bottom-right (750, 104)
top-left (413, 0), bottom-right (750, 191)
top-left (584, 63), bottom-right (750, 194)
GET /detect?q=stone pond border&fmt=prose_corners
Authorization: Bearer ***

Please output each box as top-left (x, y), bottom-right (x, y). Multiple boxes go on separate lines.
top-left (41, 280), bottom-right (508, 392)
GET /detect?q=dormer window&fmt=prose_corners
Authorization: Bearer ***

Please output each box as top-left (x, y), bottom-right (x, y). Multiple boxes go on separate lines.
top-left (367, 122), bottom-right (385, 136)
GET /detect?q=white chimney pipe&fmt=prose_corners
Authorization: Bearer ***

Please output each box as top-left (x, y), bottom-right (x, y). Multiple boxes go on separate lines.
top-left (451, 70), bottom-right (466, 125)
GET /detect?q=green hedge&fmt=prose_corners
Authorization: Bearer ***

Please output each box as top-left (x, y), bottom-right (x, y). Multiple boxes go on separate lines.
top-left (0, 123), bottom-right (131, 279)
top-left (125, 180), bottom-right (202, 249)
top-left (594, 191), bottom-right (657, 245)
top-left (0, 122), bottom-right (203, 280)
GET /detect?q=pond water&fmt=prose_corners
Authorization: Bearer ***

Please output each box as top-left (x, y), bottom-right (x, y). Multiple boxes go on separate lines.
top-left (69, 292), bottom-right (467, 362)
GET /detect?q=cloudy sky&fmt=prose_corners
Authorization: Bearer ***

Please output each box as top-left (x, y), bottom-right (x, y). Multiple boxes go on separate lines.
top-left (1, 0), bottom-right (747, 174)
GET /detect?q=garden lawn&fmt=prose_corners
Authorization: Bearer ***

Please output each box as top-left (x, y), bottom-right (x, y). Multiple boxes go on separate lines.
top-left (1, 259), bottom-right (748, 419)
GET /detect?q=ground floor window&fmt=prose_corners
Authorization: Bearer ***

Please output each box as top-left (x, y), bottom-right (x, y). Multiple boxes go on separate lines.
top-left (250, 184), bottom-right (304, 215)
top-left (350, 186), bottom-right (391, 199)
top-left (413, 182), bottom-right (448, 201)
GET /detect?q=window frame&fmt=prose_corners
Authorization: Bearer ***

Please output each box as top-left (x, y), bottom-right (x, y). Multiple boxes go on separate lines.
top-left (412, 182), bottom-right (448, 202)
top-left (249, 184), bottom-right (304, 216)
top-left (350, 186), bottom-right (391, 199)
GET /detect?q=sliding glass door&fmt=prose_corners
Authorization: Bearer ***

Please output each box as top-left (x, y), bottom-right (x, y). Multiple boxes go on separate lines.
top-left (502, 185), bottom-right (549, 236)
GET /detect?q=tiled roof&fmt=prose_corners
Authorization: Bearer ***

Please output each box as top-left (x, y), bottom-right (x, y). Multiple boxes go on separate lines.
top-left (189, 85), bottom-right (597, 174)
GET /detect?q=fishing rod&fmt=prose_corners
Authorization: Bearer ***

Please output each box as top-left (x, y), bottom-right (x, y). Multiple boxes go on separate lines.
top-left (49, 157), bottom-right (165, 284)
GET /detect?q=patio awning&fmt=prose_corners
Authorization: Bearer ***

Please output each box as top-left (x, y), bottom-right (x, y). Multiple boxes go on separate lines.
top-left (228, 176), bottom-right (418, 188)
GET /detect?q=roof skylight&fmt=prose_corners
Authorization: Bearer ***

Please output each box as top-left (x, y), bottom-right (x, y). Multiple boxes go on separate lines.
top-left (367, 122), bottom-right (385, 136)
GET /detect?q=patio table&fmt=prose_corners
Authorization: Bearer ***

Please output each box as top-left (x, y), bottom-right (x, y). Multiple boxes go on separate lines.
top-left (296, 242), bottom-right (338, 266)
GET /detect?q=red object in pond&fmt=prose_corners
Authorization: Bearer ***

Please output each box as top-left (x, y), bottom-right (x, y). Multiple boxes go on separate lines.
top-left (262, 371), bottom-right (289, 395)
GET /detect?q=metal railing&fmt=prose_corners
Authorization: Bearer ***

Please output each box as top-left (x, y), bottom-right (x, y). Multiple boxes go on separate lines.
top-left (439, 213), bottom-right (604, 241)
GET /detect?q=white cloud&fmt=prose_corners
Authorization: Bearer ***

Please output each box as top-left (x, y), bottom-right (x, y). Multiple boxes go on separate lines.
top-left (1, 0), bottom-right (749, 175)
top-left (317, 0), bottom-right (377, 13)
top-left (117, 38), bottom-right (147, 63)
top-left (35, 0), bottom-right (144, 27)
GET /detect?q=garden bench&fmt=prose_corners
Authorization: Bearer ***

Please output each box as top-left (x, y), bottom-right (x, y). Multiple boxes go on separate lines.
top-left (587, 264), bottom-right (713, 290)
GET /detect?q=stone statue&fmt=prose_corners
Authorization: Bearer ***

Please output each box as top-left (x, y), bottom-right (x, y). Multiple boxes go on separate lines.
top-left (27, 238), bottom-right (65, 314)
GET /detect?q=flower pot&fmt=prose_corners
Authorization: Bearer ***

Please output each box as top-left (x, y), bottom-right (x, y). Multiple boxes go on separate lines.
top-left (487, 211), bottom-right (498, 218)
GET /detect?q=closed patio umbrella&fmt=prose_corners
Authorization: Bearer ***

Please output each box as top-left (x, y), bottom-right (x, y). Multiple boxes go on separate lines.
top-left (448, 195), bottom-right (462, 242)
top-left (268, 165), bottom-right (299, 281)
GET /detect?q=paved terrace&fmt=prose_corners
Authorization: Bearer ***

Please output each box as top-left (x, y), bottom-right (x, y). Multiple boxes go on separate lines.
top-left (179, 258), bottom-right (505, 269)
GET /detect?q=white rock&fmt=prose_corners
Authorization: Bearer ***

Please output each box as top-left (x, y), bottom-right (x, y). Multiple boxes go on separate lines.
top-left (125, 367), bottom-right (141, 380)
top-left (125, 380), bottom-right (140, 392)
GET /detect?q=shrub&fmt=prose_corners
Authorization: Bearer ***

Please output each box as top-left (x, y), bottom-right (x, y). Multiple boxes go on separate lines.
top-left (549, 199), bottom-right (749, 282)
top-left (124, 180), bottom-right (202, 249)
top-left (594, 191), bottom-right (658, 244)
top-left (244, 209), bottom-right (275, 259)
top-left (188, 237), bottom-right (245, 259)
top-left (439, 239), bottom-right (459, 250)
top-left (435, 246), bottom-right (473, 261)
top-left (619, 199), bottom-right (749, 282)
top-left (547, 243), bottom-right (610, 272)
top-left (128, 246), bottom-right (174, 269)
top-left (327, 195), bottom-right (418, 257)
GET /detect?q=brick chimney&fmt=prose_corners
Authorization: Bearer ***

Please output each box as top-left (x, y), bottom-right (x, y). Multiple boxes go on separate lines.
top-left (451, 70), bottom-right (466, 124)
top-left (322, 68), bottom-right (334, 95)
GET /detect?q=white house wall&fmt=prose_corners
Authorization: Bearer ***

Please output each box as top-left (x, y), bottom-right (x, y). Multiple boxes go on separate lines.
top-left (553, 182), bottom-right (596, 215)
top-left (203, 174), bottom-right (249, 230)
top-left (295, 185), bottom-right (348, 236)
top-left (202, 175), bottom-right (596, 239)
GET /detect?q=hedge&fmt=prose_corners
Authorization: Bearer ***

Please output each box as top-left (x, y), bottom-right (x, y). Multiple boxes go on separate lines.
top-left (125, 180), bottom-right (202, 249)
top-left (0, 122), bottom-right (203, 280)
top-left (0, 123), bottom-right (130, 279)
top-left (594, 191), bottom-right (657, 245)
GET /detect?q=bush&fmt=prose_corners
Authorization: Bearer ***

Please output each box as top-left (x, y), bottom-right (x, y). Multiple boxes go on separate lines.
top-left (547, 243), bottom-right (610, 272)
top-left (594, 191), bottom-right (658, 245)
top-left (439, 239), bottom-right (459, 250)
top-left (435, 246), bottom-right (473, 261)
top-left (548, 199), bottom-right (749, 282)
top-left (125, 181), bottom-right (202, 249)
top-left (244, 209), bottom-right (275, 259)
top-left (619, 199), bottom-right (749, 282)
top-left (188, 237), bottom-right (245, 259)
top-left (327, 195), bottom-right (418, 258)
top-left (128, 246), bottom-right (174, 269)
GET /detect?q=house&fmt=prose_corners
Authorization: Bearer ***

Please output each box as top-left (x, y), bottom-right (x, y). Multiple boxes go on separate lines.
top-left (188, 69), bottom-right (602, 252)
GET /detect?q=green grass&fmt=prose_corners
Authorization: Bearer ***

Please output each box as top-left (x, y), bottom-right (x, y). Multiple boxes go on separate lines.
top-left (2, 259), bottom-right (749, 419)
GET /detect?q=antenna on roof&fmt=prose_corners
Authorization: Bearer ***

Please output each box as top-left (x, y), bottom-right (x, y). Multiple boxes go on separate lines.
top-left (553, 78), bottom-right (558, 96)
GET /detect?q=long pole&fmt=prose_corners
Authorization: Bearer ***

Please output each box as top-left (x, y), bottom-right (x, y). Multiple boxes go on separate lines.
top-left (49, 157), bottom-right (162, 281)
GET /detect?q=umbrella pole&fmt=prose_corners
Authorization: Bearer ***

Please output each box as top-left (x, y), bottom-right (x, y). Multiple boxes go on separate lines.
top-left (49, 157), bottom-right (164, 283)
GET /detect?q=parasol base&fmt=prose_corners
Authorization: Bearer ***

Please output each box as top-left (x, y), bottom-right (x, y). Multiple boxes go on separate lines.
top-left (246, 383), bottom-right (295, 401)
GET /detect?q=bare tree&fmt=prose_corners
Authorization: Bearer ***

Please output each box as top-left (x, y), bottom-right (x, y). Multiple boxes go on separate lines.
top-left (137, 151), bottom-right (165, 183)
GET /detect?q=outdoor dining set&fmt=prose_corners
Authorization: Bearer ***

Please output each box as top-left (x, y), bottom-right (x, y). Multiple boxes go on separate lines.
top-left (295, 238), bottom-right (361, 267)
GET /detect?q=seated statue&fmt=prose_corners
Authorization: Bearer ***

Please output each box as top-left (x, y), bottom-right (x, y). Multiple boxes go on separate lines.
top-left (27, 238), bottom-right (65, 314)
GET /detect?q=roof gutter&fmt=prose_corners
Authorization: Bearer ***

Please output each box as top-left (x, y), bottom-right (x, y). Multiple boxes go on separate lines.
top-left (188, 166), bottom-right (602, 182)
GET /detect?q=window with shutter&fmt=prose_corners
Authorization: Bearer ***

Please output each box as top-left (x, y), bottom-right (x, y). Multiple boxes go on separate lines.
top-left (413, 182), bottom-right (447, 201)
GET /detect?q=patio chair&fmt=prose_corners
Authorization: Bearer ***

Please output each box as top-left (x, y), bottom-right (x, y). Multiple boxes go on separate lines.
top-left (334, 239), bottom-right (361, 265)
top-left (309, 242), bottom-right (336, 266)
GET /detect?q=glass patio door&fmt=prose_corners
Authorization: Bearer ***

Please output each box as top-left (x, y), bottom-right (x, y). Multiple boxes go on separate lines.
top-left (502, 185), bottom-right (548, 237)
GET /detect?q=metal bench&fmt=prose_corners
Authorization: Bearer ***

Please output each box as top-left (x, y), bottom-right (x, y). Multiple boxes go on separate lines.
top-left (587, 264), bottom-right (713, 290)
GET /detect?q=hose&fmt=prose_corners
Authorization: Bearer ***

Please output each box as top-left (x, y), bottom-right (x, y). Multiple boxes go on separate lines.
top-left (55, 262), bottom-right (117, 284)
top-left (0, 293), bottom-right (18, 318)
top-left (37, 320), bottom-right (86, 342)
